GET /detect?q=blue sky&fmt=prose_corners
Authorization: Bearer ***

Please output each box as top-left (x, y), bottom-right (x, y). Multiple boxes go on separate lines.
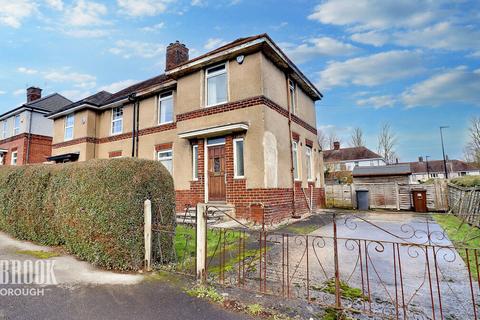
top-left (0, 0), bottom-right (479, 162)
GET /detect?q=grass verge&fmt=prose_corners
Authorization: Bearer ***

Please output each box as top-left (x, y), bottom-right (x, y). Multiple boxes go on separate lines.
top-left (15, 250), bottom-right (59, 259)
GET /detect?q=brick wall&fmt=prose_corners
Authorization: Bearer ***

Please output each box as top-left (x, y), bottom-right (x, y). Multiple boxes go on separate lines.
top-left (174, 134), bottom-right (326, 222)
top-left (0, 133), bottom-right (53, 165)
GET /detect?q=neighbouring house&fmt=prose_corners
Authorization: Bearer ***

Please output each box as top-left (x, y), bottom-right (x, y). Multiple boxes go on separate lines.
top-left (46, 34), bottom-right (326, 221)
top-left (352, 164), bottom-right (412, 184)
top-left (323, 141), bottom-right (386, 183)
top-left (407, 157), bottom-right (480, 183)
top-left (0, 87), bottom-right (72, 166)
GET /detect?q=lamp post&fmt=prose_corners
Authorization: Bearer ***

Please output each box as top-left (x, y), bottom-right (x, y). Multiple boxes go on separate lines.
top-left (440, 126), bottom-right (449, 179)
top-left (425, 155), bottom-right (430, 179)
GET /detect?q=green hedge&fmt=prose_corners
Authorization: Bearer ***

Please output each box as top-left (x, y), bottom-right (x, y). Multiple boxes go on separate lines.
top-left (0, 158), bottom-right (176, 271)
top-left (451, 176), bottom-right (480, 187)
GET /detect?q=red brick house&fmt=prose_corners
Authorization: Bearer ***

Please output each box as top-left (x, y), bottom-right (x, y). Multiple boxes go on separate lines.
top-left (0, 87), bottom-right (71, 166)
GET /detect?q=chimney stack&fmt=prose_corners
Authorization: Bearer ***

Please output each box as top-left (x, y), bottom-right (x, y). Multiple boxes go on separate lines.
top-left (165, 41), bottom-right (189, 71)
top-left (26, 87), bottom-right (42, 103)
top-left (419, 156), bottom-right (423, 162)
top-left (333, 141), bottom-right (340, 150)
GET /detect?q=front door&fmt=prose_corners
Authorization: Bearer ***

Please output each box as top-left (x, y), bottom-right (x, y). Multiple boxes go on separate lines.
top-left (208, 145), bottom-right (226, 202)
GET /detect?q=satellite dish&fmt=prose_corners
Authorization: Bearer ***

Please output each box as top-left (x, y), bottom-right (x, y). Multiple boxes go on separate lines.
top-left (236, 55), bottom-right (244, 64)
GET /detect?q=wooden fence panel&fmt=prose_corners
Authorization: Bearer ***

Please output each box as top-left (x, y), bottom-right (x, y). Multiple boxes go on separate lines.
top-left (448, 184), bottom-right (480, 228)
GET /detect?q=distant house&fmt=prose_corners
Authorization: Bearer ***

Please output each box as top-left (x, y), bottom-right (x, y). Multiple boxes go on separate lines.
top-left (407, 157), bottom-right (480, 183)
top-left (0, 87), bottom-right (71, 166)
top-left (323, 141), bottom-right (385, 183)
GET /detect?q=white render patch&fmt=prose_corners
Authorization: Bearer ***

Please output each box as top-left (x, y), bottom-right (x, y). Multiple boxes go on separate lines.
top-left (0, 232), bottom-right (143, 286)
top-left (263, 131), bottom-right (278, 188)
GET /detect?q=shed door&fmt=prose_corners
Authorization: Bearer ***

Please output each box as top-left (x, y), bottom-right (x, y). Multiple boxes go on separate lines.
top-left (208, 145), bottom-right (226, 202)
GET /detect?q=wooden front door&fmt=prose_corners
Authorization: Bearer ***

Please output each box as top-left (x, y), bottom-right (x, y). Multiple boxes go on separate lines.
top-left (208, 145), bottom-right (226, 201)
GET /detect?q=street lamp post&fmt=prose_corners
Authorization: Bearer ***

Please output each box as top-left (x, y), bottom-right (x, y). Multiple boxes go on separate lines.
top-left (440, 126), bottom-right (449, 179)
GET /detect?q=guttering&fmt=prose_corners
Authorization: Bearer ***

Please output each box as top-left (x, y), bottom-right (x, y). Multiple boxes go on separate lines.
top-left (0, 106), bottom-right (48, 121)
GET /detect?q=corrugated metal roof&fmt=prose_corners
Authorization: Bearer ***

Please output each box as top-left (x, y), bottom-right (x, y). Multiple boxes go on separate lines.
top-left (352, 164), bottom-right (412, 177)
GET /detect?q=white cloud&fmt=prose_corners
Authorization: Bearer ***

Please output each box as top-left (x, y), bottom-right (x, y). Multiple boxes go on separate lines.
top-left (60, 90), bottom-right (92, 101)
top-left (203, 38), bottom-right (227, 50)
top-left (65, 0), bottom-right (108, 27)
top-left (117, 0), bottom-right (172, 17)
top-left (17, 67), bottom-right (38, 75)
top-left (13, 89), bottom-right (25, 96)
top-left (356, 95), bottom-right (396, 109)
top-left (308, 0), bottom-right (442, 30)
top-left (394, 22), bottom-right (480, 52)
top-left (45, 0), bottom-right (64, 10)
top-left (109, 40), bottom-right (165, 59)
top-left (140, 22), bottom-right (164, 32)
top-left (63, 29), bottom-right (110, 38)
top-left (191, 0), bottom-right (205, 6)
top-left (282, 37), bottom-right (359, 64)
top-left (319, 50), bottom-right (423, 89)
top-left (99, 80), bottom-right (138, 93)
top-left (44, 69), bottom-right (96, 89)
top-left (0, 0), bottom-right (37, 28)
top-left (402, 67), bottom-right (480, 108)
top-left (350, 31), bottom-right (389, 47)
top-left (0, 91), bottom-right (6, 95)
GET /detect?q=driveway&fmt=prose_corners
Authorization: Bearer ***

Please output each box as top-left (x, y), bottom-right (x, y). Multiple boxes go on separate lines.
top-left (0, 232), bottom-right (250, 320)
top-left (261, 211), bottom-right (477, 319)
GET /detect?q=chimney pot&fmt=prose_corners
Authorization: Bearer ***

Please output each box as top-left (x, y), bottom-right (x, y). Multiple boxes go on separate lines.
top-left (419, 156), bottom-right (423, 162)
top-left (26, 87), bottom-right (42, 103)
top-left (165, 41), bottom-right (189, 71)
top-left (333, 141), bottom-right (340, 150)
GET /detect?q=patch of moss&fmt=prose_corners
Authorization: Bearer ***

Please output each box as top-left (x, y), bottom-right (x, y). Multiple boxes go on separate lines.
top-left (15, 250), bottom-right (59, 259)
top-left (321, 279), bottom-right (368, 301)
top-left (322, 308), bottom-right (353, 320)
top-left (186, 285), bottom-right (224, 303)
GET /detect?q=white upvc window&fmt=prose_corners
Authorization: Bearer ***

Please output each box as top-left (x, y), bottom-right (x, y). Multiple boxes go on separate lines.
top-left (13, 115), bottom-right (20, 135)
top-left (306, 146), bottom-right (313, 181)
top-left (158, 92), bottom-right (173, 124)
top-left (111, 107), bottom-right (123, 135)
top-left (288, 79), bottom-right (296, 115)
top-left (158, 149), bottom-right (173, 174)
top-left (11, 151), bottom-right (18, 165)
top-left (233, 138), bottom-right (245, 178)
top-left (206, 63), bottom-right (228, 107)
top-left (292, 140), bottom-right (300, 180)
top-left (192, 144), bottom-right (198, 180)
top-left (64, 113), bottom-right (74, 141)
top-left (2, 121), bottom-right (7, 139)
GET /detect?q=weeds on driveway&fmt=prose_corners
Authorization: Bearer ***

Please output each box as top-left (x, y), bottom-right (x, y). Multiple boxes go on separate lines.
top-left (15, 250), bottom-right (59, 259)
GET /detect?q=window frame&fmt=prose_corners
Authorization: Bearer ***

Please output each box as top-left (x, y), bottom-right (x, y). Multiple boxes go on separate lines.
top-left (64, 113), bottom-right (75, 141)
top-left (205, 63), bottom-right (228, 107)
top-left (2, 121), bottom-right (7, 139)
top-left (111, 107), bottom-right (124, 136)
top-left (288, 79), bottom-right (296, 115)
top-left (306, 146), bottom-right (313, 181)
top-left (157, 149), bottom-right (173, 174)
top-left (158, 91), bottom-right (174, 125)
top-left (11, 151), bottom-right (18, 165)
top-left (292, 140), bottom-right (300, 181)
top-left (13, 115), bottom-right (21, 136)
top-left (192, 144), bottom-right (198, 180)
top-left (233, 138), bottom-right (245, 179)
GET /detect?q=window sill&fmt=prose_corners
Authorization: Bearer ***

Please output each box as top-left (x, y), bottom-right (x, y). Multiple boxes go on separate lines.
top-left (234, 176), bottom-right (245, 179)
top-left (205, 100), bottom-right (228, 108)
top-left (64, 137), bottom-right (73, 142)
top-left (158, 121), bottom-right (174, 126)
top-left (110, 131), bottom-right (123, 136)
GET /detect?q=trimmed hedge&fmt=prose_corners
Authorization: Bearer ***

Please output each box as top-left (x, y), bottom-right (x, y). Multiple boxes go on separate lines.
top-left (451, 176), bottom-right (480, 188)
top-left (0, 158), bottom-right (176, 270)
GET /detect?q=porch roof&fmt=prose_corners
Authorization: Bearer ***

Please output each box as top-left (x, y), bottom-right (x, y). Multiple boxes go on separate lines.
top-left (0, 148), bottom-right (7, 154)
top-left (178, 122), bottom-right (249, 139)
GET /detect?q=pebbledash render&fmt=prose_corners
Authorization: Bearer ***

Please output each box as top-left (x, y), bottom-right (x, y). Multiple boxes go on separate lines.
top-left (47, 34), bottom-right (326, 221)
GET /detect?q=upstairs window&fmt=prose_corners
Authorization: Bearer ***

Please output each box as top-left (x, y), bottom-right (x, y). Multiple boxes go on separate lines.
top-left (292, 141), bottom-right (300, 180)
top-left (158, 149), bottom-right (173, 174)
top-left (206, 63), bottom-right (227, 106)
top-left (234, 138), bottom-right (244, 178)
top-left (13, 115), bottom-right (20, 135)
top-left (2, 121), bottom-right (7, 139)
top-left (288, 79), bottom-right (296, 114)
top-left (64, 113), bottom-right (74, 141)
top-left (192, 144), bottom-right (198, 180)
top-left (159, 92), bottom-right (173, 124)
top-left (111, 107), bottom-right (123, 135)
top-left (306, 146), bottom-right (313, 181)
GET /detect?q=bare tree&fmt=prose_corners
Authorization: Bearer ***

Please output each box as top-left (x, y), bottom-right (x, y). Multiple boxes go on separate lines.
top-left (327, 131), bottom-right (341, 149)
top-left (464, 116), bottom-right (480, 165)
top-left (377, 123), bottom-right (397, 164)
top-left (350, 127), bottom-right (365, 147)
top-left (317, 129), bottom-right (328, 150)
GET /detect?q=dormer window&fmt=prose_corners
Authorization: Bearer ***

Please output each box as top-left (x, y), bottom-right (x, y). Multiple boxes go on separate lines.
top-left (288, 79), bottom-right (296, 115)
top-left (111, 107), bottom-right (123, 135)
top-left (64, 113), bottom-right (74, 141)
top-left (206, 63), bottom-right (227, 107)
top-left (158, 92), bottom-right (173, 124)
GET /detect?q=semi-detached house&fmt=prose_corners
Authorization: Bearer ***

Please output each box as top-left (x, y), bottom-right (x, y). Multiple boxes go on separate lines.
top-left (47, 34), bottom-right (326, 221)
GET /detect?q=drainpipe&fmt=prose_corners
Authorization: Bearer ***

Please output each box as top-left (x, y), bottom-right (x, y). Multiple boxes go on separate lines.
top-left (135, 99), bottom-right (140, 157)
top-left (129, 94), bottom-right (137, 157)
top-left (25, 109), bottom-right (33, 164)
top-left (286, 76), bottom-right (299, 219)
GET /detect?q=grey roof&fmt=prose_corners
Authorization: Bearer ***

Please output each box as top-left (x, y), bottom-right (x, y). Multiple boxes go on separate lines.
top-left (47, 91), bottom-right (112, 117)
top-left (352, 164), bottom-right (412, 177)
top-left (0, 93), bottom-right (72, 119)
